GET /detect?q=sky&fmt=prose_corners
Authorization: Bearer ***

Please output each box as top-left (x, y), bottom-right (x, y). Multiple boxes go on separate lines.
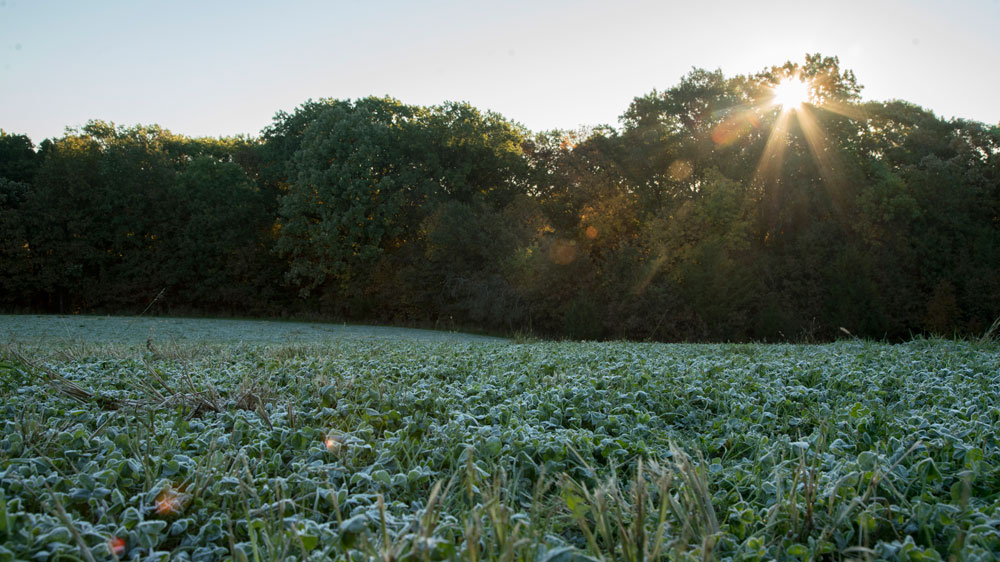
top-left (2, 0), bottom-right (998, 143)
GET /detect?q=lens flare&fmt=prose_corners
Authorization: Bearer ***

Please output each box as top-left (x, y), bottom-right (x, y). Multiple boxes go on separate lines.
top-left (109, 536), bottom-right (126, 557)
top-left (549, 239), bottom-right (577, 265)
top-left (668, 159), bottom-right (693, 181)
top-left (155, 488), bottom-right (187, 516)
top-left (325, 433), bottom-right (348, 452)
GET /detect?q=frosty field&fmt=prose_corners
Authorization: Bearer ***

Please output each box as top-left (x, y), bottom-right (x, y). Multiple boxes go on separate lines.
top-left (0, 316), bottom-right (998, 560)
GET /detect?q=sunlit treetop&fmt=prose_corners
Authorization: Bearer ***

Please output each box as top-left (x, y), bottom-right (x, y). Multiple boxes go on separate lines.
top-left (753, 54), bottom-right (862, 110)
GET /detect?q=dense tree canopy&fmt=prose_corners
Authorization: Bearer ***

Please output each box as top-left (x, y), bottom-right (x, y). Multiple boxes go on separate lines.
top-left (2, 55), bottom-right (997, 341)
top-left (0, 123), bottom-right (279, 314)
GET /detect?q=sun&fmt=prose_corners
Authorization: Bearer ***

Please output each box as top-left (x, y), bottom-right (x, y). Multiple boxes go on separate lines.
top-left (771, 77), bottom-right (811, 110)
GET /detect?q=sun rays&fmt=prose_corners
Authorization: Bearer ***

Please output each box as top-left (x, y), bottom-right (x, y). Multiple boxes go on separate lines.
top-left (634, 67), bottom-right (863, 297)
top-left (748, 74), bottom-right (852, 189)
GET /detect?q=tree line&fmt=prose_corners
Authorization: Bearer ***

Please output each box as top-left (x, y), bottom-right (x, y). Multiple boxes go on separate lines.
top-left (2, 55), bottom-right (998, 341)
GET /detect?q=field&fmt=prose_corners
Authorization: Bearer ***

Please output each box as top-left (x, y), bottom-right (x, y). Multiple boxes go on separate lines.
top-left (1, 317), bottom-right (999, 560)
top-left (0, 315), bottom-right (506, 345)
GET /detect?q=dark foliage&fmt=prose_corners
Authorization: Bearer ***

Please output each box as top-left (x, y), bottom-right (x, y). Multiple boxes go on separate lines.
top-left (2, 56), bottom-right (997, 341)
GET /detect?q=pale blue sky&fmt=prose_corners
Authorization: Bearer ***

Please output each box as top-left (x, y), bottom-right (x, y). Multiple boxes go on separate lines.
top-left (2, 0), bottom-right (998, 142)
